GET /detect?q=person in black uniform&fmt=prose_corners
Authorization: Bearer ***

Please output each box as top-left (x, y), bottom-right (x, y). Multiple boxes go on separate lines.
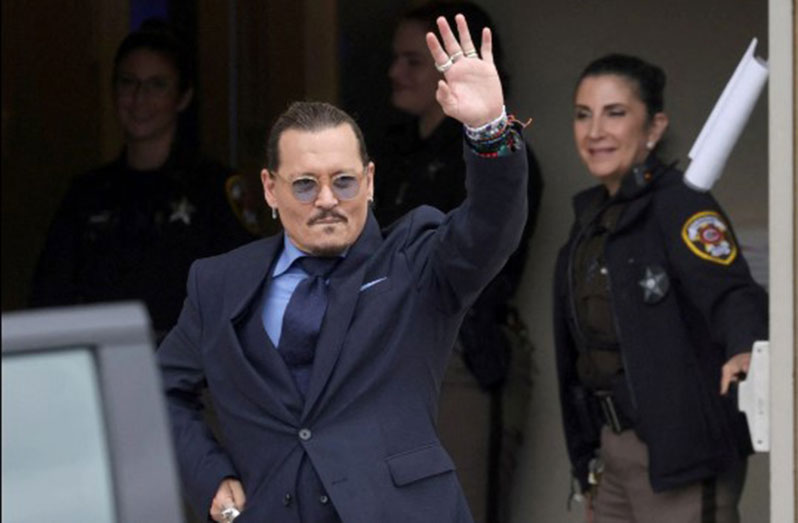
top-left (31, 22), bottom-right (257, 341)
top-left (553, 54), bottom-right (768, 522)
top-left (373, 2), bottom-right (543, 521)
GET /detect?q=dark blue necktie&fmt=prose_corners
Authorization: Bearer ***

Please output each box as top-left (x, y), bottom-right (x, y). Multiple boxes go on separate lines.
top-left (278, 256), bottom-right (339, 395)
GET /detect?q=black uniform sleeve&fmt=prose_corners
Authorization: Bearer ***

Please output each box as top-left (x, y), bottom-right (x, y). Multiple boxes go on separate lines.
top-left (30, 181), bottom-right (86, 307)
top-left (655, 185), bottom-right (768, 360)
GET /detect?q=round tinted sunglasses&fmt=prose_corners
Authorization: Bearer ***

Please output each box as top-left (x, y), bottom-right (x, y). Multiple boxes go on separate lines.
top-left (272, 171), bottom-right (363, 203)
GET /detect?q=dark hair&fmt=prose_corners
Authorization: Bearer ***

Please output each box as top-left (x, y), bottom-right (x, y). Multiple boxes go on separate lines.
top-left (113, 19), bottom-right (194, 94)
top-left (265, 102), bottom-right (370, 171)
top-left (400, 1), bottom-right (509, 93)
top-left (577, 54), bottom-right (666, 118)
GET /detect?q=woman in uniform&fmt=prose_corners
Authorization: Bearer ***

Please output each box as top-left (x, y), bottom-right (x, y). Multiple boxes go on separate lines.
top-left (553, 54), bottom-right (767, 523)
top-left (31, 22), bottom-right (256, 340)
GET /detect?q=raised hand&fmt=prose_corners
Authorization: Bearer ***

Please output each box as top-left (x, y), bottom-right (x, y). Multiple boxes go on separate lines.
top-left (425, 14), bottom-right (505, 128)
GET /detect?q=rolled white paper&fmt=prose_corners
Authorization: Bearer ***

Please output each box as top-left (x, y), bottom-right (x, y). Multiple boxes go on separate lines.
top-left (683, 38), bottom-right (769, 192)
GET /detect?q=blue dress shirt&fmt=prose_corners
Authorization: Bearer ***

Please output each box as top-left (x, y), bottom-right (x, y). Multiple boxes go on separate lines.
top-left (262, 236), bottom-right (307, 347)
top-left (262, 235), bottom-right (346, 346)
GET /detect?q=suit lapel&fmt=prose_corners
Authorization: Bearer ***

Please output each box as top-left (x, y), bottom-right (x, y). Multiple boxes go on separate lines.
top-left (216, 236), bottom-right (304, 422)
top-left (301, 213), bottom-right (383, 419)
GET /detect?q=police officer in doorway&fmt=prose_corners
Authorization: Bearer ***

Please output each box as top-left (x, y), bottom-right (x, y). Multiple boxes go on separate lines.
top-left (553, 54), bottom-right (767, 523)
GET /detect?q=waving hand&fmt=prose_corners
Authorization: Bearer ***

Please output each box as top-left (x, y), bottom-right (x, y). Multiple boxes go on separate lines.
top-left (425, 14), bottom-right (505, 128)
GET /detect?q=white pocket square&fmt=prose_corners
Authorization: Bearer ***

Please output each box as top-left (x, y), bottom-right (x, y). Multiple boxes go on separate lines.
top-left (360, 276), bottom-right (388, 291)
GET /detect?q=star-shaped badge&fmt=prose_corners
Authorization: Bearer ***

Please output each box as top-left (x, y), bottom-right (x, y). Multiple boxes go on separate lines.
top-left (638, 265), bottom-right (669, 304)
top-left (169, 196), bottom-right (196, 225)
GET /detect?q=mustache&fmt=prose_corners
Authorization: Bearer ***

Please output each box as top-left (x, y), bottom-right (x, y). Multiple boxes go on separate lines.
top-left (308, 210), bottom-right (347, 225)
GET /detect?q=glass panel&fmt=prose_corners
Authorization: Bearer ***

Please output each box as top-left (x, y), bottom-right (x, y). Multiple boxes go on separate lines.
top-left (2, 349), bottom-right (116, 522)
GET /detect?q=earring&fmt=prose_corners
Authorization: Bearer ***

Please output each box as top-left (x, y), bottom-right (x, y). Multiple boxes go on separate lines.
top-left (271, 207), bottom-right (278, 219)
top-left (646, 141), bottom-right (655, 150)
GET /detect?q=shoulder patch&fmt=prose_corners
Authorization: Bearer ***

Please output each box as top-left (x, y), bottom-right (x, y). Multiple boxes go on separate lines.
top-left (225, 174), bottom-right (270, 237)
top-left (681, 211), bottom-right (737, 265)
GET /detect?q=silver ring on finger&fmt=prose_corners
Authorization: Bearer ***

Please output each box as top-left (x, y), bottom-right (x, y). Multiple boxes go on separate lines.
top-left (450, 50), bottom-right (464, 62)
top-left (435, 56), bottom-right (454, 73)
top-left (221, 507), bottom-right (240, 522)
top-left (465, 49), bottom-right (479, 59)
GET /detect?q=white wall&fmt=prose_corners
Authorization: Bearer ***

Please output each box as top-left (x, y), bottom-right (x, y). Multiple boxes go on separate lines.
top-left (476, 1), bottom-right (769, 521)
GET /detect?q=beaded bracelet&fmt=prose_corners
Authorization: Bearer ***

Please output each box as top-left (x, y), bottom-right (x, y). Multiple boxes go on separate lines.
top-left (467, 131), bottom-right (520, 158)
top-left (465, 110), bottom-right (530, 158)
top-left (464, 106), bottom-right (508, 142)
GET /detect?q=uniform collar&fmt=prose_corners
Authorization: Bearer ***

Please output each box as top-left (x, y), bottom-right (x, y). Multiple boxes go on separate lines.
top-left (573, 155), bottom-right (670, 211)
top-left (615, 153), bottom-right (668, 201)
top-left (117, 138), bottom-right (200, 181)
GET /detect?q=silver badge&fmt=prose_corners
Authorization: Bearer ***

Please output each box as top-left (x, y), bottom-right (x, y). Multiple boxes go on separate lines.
top-left (638, 265), bottom-right (669, 304)
top-left (169, 196), bottom-right (196, 225)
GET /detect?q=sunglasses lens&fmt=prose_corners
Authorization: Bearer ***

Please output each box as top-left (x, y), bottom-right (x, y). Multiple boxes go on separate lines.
top-left (332, 175), bottom-right (360, 200)
top-left (287, 173), bottom-right (361, 202)
top-left (291, 178), bottom-right (319, 202)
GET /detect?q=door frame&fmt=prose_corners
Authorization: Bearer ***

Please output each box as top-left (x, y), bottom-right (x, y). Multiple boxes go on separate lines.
top-left (767, 0), bottom-right (796, 521)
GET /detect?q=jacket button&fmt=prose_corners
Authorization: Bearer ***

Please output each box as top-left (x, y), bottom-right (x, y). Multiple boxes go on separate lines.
top-left (319, 494), bottom-right (329, 505)
top-left (298, 428), bottom-right (312, 441)
top-left (283, 493), bottom-right (292, 506)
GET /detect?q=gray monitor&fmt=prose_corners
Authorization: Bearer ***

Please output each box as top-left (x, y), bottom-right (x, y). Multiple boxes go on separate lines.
top-left (2, 302), bottom-right (183, 523)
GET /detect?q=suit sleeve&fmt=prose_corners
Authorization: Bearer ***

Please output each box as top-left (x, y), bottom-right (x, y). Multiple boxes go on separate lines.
top-left (157, 261), bottom-right (238, 517)
top-left (656, 186), bottom-right (768, 359)
top-left (406, 139), bottom-right (529, 314)
top-left (456, 142), bottom-right (543, 388)
top-left (464, 141), bottom-right (544, 316)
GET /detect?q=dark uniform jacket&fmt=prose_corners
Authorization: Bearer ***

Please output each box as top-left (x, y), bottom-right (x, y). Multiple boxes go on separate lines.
top-left (553, 157), bottom-right (767, 493)
top-left (157, 144), bottom-right (528, 522)
top-left (31, 143), bottom-right (253, 339)
top-left (375, 116), bottom-right (543, 388)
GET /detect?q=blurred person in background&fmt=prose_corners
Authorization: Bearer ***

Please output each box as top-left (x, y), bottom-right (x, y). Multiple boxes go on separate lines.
top-left (31, 20), bottom-right (260, 341)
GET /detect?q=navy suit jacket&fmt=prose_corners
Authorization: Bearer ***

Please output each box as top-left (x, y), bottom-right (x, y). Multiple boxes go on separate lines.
top-left (157, 144), bottom-right (528, 522)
